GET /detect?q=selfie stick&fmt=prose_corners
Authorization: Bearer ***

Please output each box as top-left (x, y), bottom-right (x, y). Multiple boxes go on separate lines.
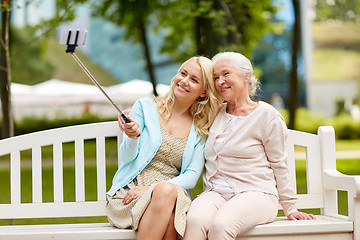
top-left (64, 30), bottom-right (132, 125)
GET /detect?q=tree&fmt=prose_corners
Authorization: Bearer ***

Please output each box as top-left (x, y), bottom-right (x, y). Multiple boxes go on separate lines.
top-left (156, 0), bottom-right (278, 62)
top-left (287, 0), bottom-right (301, 130)
top-left (89, 0), bottom-right (278, 100)
top-left (92, 0), bottom-right (160, 96)
top-left (0, 0), bottom-right (88, 138)
top-left (0, 0), bottom-right (13, 138)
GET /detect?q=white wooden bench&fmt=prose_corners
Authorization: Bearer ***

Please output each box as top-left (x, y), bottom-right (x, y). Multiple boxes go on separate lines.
top-left (0, 122), bottom-right (358, 240)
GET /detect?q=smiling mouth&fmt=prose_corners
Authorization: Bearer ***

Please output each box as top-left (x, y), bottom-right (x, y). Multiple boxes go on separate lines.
top-left (177, 84), bottom-right (189, 92)
top-left (221, 87), bottom-right (230, 92)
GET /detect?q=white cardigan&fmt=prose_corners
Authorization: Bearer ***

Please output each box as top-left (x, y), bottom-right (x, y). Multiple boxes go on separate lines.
top-left (203, 101), bottom-right (297, 216)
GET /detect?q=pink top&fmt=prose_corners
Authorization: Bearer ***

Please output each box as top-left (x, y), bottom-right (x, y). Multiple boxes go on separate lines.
top-left (203, 101), bottom-right (297, 216)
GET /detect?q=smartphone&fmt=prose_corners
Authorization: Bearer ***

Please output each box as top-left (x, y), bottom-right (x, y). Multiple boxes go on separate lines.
top-left (59, 29), bottom-right (87, 45)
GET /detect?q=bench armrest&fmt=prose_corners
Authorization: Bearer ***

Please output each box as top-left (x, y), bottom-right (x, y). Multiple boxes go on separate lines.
top-left (323, 169), bottom-right (360, 221)
top-left (323, 169), bottom-right (360, 196)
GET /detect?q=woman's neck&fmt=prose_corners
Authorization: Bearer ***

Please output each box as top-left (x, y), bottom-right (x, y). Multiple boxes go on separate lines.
top-left (226, 97), bottom-right (258, 117)
top-left (158, 100), bottom-right (193, 138)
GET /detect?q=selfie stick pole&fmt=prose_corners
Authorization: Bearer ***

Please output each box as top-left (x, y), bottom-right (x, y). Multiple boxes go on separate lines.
top-left (65, 30), bottom-right (131, 124)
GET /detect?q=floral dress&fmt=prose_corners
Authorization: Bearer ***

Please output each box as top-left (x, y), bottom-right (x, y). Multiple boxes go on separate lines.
top-left (106, 125), bottom-right (191, 237)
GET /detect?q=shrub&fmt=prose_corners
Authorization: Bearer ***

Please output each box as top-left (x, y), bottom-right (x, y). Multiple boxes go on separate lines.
top-left (282, 108), bottom-right (359, 139)
top-left (331, 113), bottom-right (360, 139)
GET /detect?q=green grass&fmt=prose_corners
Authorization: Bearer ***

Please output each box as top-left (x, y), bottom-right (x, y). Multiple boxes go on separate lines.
top-left (313, 48), bottom-right (360, 81)
top-left (336, 139), bottom-right (360, 151)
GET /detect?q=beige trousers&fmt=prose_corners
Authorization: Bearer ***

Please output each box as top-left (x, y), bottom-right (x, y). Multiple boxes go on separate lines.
top-left (183, 190), bottom-right (278, 240)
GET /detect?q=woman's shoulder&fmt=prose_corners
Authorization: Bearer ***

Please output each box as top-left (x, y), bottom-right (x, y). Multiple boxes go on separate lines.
top-left (257, 101), bottom-right (284, 119)
top-left (133, 97), bottom-right (156, 109)
top-left (136, 97), bottom-right (155, 105)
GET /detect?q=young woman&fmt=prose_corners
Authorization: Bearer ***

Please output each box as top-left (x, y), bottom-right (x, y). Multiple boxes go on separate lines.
top-left (106, 56), bottom-right (221, 240)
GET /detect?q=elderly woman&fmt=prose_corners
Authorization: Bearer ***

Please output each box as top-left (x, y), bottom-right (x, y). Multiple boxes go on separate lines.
top-left (183, 52), bottom-right (315, 240)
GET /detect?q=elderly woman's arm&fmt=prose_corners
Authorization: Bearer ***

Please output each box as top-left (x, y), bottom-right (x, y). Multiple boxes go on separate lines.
top-left (264, 115), bottom-right (315, 220)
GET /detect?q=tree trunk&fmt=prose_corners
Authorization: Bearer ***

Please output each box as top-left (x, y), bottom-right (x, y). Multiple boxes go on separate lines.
top-left (288, 0), bottom-right (301, 130)
top-left (195, 0), bottom-right (218, 56)
top-left (0, 1), bottom-right (14, 138)
top-left (138, 17), bottom-right (158, 96)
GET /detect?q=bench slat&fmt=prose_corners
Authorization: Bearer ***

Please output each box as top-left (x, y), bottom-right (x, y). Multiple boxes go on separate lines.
top-left (32, 146), bottom-right (42, 203)
top-left (75, 139), bottom-right (86, 202)
top-left (10, 151), bottom-right (21, 204)
top-left (96, 137), bottom-right (107, 201)
top-left (117, 135), bottom-right (122, 167)
top-left (0, 202), bottom-right (106, 219)
top-left (243, 216), bottom-right (353, 236)
top-left (285, 141), bottom-right (297, 193)
top-left (304, 137), bottom-right (323, 195)
top-left (0, 216), bottom-right (353, 240)
top-left (53, 142), bottom-right (64, 203)
top-left (0, 122), bottom-right (121, 155)
top-left (0, 223), bottom-right (137, 240)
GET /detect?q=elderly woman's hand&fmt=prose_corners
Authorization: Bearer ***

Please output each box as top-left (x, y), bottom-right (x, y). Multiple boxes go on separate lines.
top-left (287, 211), bottom-right (316, 220)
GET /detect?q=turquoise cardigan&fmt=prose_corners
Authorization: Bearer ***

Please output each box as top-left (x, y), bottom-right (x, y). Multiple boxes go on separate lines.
top-left (107, 98), bottom-right (205, 197)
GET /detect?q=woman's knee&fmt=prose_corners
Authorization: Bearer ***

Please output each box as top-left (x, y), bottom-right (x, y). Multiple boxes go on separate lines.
top-left (152, 182), bottom-right (177, 204)
top-left (208, 215), bottom-right (239, 239)
top-left (186, 208), bottom-right (205, 227)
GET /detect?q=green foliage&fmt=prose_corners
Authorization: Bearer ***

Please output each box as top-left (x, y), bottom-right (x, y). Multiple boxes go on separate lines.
top-left (91, 0), bottom-right (160, 43)
top-left (5, 0), bottom-right (90, 85)
top-left (332, 113), bottom-right (360, 140)
top-left (155, 0), bottom-right (279, 61)
top-left (91, 0), bottom-right (278, 62)
top-left (293, 108), bottom-right (331, 134)
top-left (282, 107), bottom-right (360, 140)
top-left (0, 1), bottom-right (11, 12)
top-left (315, 0), bottom-right (360, 22)
top-left (10, 27), bottom-right (55, 84)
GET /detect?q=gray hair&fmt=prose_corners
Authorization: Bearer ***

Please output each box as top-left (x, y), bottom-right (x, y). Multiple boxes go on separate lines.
top-left (212, 52), bottom-right (260, 97)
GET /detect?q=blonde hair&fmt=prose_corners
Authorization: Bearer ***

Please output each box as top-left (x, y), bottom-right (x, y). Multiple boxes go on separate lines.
top-left (212, 52), bottom-right (260, 98)
top-left (155, 56), bottom-right (221, 140)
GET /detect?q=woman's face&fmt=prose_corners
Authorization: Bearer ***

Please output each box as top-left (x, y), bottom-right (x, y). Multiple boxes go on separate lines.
top-left (213, 59), bottom-right (248, 102)
top-left (173, 58), bottom-right (206, 104)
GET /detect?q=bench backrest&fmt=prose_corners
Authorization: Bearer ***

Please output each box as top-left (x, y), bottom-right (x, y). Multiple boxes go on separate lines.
top-left (286, 129), bottom-right (323, 210)
top-left (0, 121), bottom-right (122, 219)
top-left (0, 122), bottom-right (327, 219)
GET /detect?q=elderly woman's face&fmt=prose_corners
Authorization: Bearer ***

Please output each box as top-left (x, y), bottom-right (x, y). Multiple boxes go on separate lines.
top-left (213, 59), bottom-right (248, 101)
